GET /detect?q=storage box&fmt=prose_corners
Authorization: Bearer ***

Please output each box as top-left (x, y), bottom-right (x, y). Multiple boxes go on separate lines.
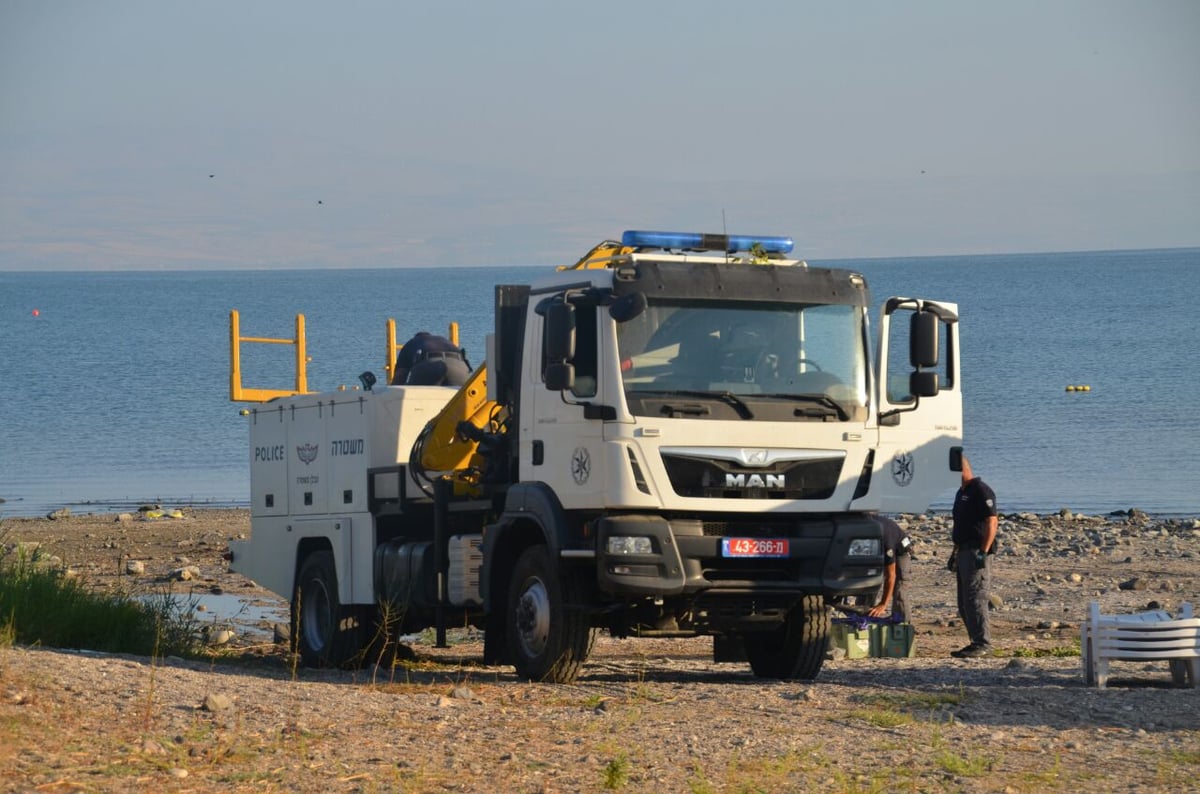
top-left (869, 623), bottom-right (917, 658)
top-left (830, 620), bottom-right (916, 658)
top-left (830, 621), bottom-right (873, 659)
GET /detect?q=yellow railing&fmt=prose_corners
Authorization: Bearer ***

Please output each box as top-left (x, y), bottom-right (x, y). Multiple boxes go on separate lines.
top-left (229, 310), bottom-right (310, 402)
top-left (231, 309), bottom-right (462, 402)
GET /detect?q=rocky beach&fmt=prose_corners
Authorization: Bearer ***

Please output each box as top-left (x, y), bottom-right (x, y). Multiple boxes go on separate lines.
top-left (2, 507), bottom-right (1197, 792)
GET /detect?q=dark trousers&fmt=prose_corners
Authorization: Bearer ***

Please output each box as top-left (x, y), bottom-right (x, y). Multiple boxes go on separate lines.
top-left (892, 553), bottom-right (911, 622)
top-left (406, 357), bottom-right (470, 387)
top-left (955, 550), bottom-right (990, 647)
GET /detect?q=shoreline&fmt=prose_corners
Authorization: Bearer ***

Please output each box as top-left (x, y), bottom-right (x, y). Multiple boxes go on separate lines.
top-left (3, 497), bottom-right (1200, 523)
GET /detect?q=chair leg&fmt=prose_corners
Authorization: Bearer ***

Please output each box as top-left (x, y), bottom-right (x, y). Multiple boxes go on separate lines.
top-left (1170, 659), bottom-right (1186, 686)
top-left (1096, 656), bottom-right (1109, 689)
top-left (1083, 631), bottom-right (1096, 687)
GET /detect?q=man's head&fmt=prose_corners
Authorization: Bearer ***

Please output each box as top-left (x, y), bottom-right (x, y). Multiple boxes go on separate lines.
top-left (961, 454), bottom-right (974, 486)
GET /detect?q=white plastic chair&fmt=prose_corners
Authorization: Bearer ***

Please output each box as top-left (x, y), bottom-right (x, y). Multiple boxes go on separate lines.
top-left (1081, 601), bottom-right (1199, 688)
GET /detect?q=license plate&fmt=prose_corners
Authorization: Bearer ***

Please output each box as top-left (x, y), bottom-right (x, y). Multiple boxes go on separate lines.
top-left (721, 537), bottom-right (789, 558)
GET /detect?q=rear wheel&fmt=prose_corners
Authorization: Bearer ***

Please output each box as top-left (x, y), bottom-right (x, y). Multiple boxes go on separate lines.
top-left (292, 550), bottom-right (367, 668)
top-left (744, 595), bottom-right (829, 679)
top-left (506, 545), bottom-right (592, 683)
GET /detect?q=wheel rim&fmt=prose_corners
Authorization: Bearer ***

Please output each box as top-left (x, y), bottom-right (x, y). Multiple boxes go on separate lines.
top-left (301, 577), bottom-right (333, 652)
top-left (514, 575), bottom-right (551, 659)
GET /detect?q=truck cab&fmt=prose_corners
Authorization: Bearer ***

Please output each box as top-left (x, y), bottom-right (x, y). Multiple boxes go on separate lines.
top-left (481, 231), bottom-right (961, 679)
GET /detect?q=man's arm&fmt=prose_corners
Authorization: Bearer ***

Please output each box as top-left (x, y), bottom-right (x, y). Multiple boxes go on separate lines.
top-left (981, 515), bottom-right (998, 554)
top-left (868, 562), bottom-right (896, 617)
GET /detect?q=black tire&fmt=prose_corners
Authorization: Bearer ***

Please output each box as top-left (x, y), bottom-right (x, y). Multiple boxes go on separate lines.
top-left (744, 595), bottom-right (830, 680)
top-left (506, 545), bottom-right (592, 683)
top-left (292, 550), bottom-right (367, 668)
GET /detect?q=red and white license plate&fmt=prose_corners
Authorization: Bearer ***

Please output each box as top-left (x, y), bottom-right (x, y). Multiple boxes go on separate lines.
top-left (721, 537), bottom-right (789, 558)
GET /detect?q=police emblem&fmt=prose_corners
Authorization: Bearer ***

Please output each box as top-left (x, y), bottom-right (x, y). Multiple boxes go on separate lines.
top-left (297, 443), bottom-right (319, 465)
top-left (570, 447), bottom-right (591, 485)
top-left (891, 451), bottom-right (914, 487)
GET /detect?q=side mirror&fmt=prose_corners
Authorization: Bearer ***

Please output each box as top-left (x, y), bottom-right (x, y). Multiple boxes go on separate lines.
top-left (544, 362), bottom-right (575, 392)
top-left (910, 310), bottom-right (939, 368)
top-left (910, 370), bottom-right (939, 397)
top-left (609, 292), bottom-right (647, 323)
top-left (545, 302), bottom-right (576, 361)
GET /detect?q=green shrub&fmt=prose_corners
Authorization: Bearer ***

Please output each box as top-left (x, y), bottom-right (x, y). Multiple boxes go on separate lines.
top-left (0, 542), bottom-right (201, 658)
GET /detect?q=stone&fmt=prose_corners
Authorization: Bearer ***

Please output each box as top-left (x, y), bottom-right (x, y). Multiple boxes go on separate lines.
top-left (125, 559), bottom-right (146, 575)
top-left (202, 693), bottom-right (233, 712)
top-left (46, 508), bottom-right (71, 520)
top-left (208, 629), bottom-right (234, 646)
top-left (1118, 577), bottom-right (1148, 591)
top-left (170, 565), bottom-right (203, 582)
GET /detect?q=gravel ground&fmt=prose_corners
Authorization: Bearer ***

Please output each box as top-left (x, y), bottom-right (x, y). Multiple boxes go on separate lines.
top-left (2, 507), bottom-right (1198, 792)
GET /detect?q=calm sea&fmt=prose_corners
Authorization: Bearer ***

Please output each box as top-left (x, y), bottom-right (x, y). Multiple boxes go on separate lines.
top-left (2, 249), bottom-right (1198, 518)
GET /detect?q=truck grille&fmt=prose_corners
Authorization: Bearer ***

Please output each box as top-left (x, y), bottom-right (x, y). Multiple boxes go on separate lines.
top-left (661, 454), bottom-right (842, 499)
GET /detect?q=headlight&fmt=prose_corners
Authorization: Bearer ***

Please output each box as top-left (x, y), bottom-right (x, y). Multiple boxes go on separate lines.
top-left (848, 538), bottom-right (881, 556)
top-left (606, 536), bottom-right (653, 555)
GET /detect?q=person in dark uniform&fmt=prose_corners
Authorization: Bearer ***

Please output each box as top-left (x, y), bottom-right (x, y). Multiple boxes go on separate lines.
top-left (867, 514), bottom-right (912, 622)
top-left (949, 454), bottom-right (998, 658)
top-left (390, 331), bottom-right (471, 386)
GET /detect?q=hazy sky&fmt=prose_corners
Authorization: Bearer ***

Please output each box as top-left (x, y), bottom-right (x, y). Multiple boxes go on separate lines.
top-left (2, 1), bottom-right (1198, 270)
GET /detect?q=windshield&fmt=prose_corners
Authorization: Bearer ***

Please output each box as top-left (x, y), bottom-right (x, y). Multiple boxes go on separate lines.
top-left (616, 301), bottom-right (868, 421)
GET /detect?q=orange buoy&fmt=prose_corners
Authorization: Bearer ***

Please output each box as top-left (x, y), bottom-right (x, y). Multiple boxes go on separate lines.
top-left (32, 309), bottom-right (39, 316)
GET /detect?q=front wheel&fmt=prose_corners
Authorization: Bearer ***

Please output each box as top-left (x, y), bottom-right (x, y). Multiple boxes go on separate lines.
top-left (506, 545), bottom-right (592, 683)
top-left (292, 550), bottom-right (368, 668)
top-left (744, 594), bottom-right (830, 679)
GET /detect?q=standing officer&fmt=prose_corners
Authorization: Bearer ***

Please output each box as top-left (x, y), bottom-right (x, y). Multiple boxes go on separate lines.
top-left (867, 514), bottom-right (912, 623)
top-left (390, 331), bottom-right (471, 386)
top-left (949, 454), bottom-right (998, 658)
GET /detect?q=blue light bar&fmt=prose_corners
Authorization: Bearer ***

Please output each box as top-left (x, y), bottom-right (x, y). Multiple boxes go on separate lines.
top-left (621, 230), bottom-right (794, 254)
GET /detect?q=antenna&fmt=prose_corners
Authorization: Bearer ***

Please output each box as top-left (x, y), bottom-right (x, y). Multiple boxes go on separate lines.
top-left (722, 209), bottom-right (729, 263)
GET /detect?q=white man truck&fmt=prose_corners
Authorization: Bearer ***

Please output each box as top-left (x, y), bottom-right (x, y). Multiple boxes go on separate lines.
top-left (227, 230), bottom-right (963, 683)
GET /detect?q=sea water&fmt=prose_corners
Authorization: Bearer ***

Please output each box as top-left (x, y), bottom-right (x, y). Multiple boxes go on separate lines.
top-left (2, 249), bottom-right (1198, 517)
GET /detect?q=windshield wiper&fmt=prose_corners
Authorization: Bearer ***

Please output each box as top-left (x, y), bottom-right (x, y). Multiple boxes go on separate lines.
top-left (631, 389), bottom-right (755, 419)
top-left (758, 393), bottom-right (850, 421)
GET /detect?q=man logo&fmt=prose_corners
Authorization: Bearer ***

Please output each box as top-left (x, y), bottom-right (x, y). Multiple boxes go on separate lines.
top-left (725, 473), bottom-right (785, 488)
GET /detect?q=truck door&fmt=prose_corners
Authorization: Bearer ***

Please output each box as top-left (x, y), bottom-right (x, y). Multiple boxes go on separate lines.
top-left (874, 298), bottom-right (962, 513)
top-left (521, 297), bottom-right (607, 509)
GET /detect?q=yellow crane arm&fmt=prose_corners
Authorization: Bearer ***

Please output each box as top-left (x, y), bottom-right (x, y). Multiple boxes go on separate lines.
top-left (417, 363), bottom-right (504, 477)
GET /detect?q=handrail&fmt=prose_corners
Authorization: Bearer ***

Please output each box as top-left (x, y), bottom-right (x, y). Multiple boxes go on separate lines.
top-left (230, 309), bottom-right (463, 401)
top-left (229, 310), bottom-right (310, 402)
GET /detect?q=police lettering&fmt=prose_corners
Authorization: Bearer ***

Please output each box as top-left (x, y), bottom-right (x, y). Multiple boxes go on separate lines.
top-left (254, 445), bottom-right (286, 462)
top-left (331, 438), bottom-right (364, 456)
top-left (725, 473), bottom-right (785, 488)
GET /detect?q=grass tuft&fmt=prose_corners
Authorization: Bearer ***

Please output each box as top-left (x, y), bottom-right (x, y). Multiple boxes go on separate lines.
top-left (0, 533), bottom-right (203, 658)
top-left (934, 749), bottom-right (996, 777)
top-left (602, 754), bottom-right (630, 789)
top-left (848, 707), bottom-right (914, 728)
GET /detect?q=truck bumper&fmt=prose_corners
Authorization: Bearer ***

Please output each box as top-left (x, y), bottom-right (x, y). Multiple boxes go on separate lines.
top-left (593, 513), bottom-right (883, 600)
